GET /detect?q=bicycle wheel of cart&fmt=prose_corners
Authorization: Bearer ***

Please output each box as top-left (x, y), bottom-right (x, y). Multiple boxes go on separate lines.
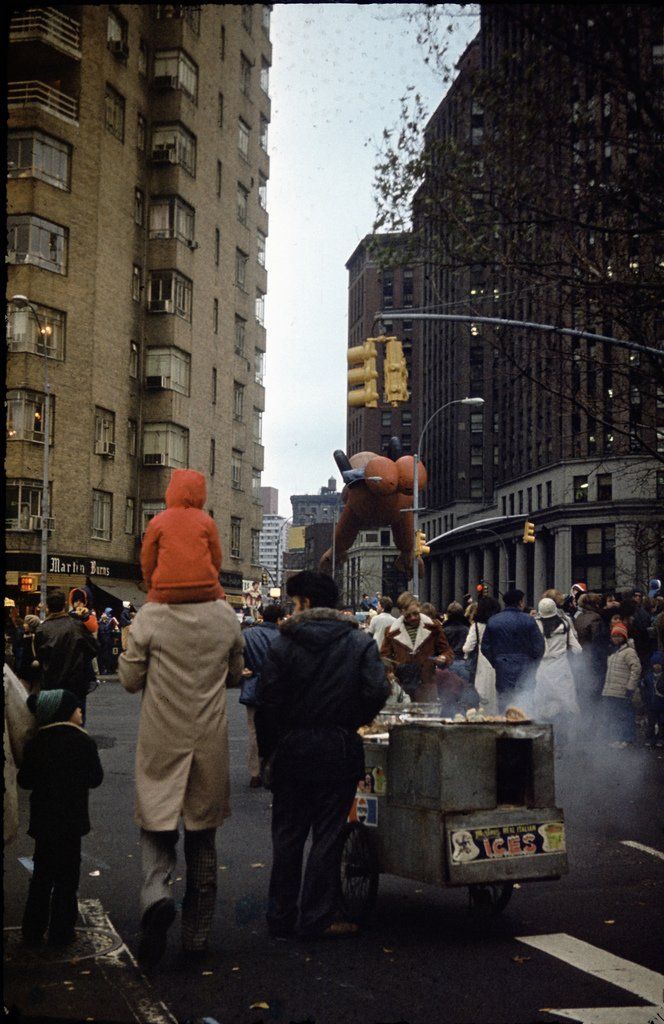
top-left (468, 882), bottom-right (514, 914)
top-left (339, 823), bottom-right (379, 922)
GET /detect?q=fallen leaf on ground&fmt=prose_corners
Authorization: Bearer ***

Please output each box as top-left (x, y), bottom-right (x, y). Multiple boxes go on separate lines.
top-left (604, 919), bottom-right (615, 925)
top-left (250, 1002), bottom-right (270, 1010)
top-left (511, 955), bottom-right (531, 965)
top-left (251, 863), bottom-right (266, 868)
top-left (382, 948), bottom-right (394, 954)
top-left (202, 970), bottom-right (214, 976)
top-left (79, 971), bottom-right (91, 976)
top-left (232, 966), bottom-right (240, 972)
top-left (513, 884), bottom-right (521, 889)
top-left (88, 870), bottom-right (100, 877)
top-left (176, 876), bottom-right (182, 881)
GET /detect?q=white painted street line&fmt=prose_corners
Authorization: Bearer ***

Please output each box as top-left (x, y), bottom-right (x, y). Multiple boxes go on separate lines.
top-left (545, 1008), bottom-right (663, 1024)
top-left (620, 840), bottom-right (664, 863)
top-left (517, 934), bottom-right (664, 1004)
top-left (18, 856), bottom-right (33, 874)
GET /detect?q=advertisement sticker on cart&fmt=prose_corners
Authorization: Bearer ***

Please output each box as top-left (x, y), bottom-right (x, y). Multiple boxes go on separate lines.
top-left (449, 821), bottom-right (566, 863)
top-left (348, 795), bottom-right (378, 827)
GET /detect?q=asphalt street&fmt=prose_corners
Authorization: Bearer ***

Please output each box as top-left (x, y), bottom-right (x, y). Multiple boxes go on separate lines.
top-left (4, 677), bottom-right (664, 1024)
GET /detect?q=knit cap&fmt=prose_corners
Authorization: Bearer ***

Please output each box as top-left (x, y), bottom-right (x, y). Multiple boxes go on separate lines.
top-left (23, 614), bottom-right (41, 631)
top-left (538, 597), bottom-right (558, 618)
top-left (611, 621), bottom-right (629, 641)
top-left (27, 689), bottom-right (81, 726)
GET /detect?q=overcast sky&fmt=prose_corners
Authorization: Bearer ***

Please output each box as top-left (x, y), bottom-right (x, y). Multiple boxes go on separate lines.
top-left (262, 4), bottom-right (479, 516)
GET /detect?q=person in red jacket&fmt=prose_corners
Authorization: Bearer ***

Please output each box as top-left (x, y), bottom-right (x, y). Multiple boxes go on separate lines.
top-left (141, 469), bottom-right (225, 604)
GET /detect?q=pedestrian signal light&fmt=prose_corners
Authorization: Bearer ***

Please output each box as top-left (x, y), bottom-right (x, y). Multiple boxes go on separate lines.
top-left (347, 340), bottom-right (379, 408)
top-left (383, 337), bottom-right (410, 406)
top-left (476, 582), bottom-right (488, 595)
top-left (522, 520), bottom-right (536, 544)
top-left (415, 530), bottom-right (430, 557)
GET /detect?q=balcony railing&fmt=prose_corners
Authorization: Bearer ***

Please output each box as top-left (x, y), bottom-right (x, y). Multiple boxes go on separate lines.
top-left (10, 8), bottom-right (81, 59)
top-left (8, 80), bottom-right (79, 125)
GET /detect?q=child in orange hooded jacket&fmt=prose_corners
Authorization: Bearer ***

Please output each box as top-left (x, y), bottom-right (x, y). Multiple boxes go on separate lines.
top-left (140, 470), bottom-right (225, 604)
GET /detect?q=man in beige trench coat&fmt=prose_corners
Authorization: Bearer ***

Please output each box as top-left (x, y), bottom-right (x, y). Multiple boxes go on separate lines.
top-left (119, 600), bottom-right (243, 966)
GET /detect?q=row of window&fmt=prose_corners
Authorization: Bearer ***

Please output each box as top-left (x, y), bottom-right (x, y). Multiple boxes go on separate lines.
top-left (501, 481), bottom-right (555, 518)
top-left (7, 477), bottom-right (262, 562)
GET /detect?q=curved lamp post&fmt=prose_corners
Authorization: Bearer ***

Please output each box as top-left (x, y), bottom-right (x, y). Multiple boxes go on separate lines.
top-left (11, 295), bottom-right (52, 619)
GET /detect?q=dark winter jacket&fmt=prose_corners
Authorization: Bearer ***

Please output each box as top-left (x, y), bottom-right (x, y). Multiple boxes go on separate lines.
top-left (241, 621), bottom-right (280, 706)
top-left (34, 613), bottom-right (98, 700)
top-left (640, 651), bottom-right (664, 712)
top-left (17, 723), bottom-right (103, 839)
top-left (575, 608), bottom-right (603, 647)
top-left (481, 607), bottom-right (545, 693)
top-left (255, 608), bottom-right (390, 783)
top-left (442, 614), bottom-right (469, 657)
top-left (14, 631), bottom-right (41, 686)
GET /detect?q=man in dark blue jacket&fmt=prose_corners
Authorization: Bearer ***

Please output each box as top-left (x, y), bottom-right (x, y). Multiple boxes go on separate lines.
top-left (255, 571), bottom-right (389, 939)
top-left (481, 589), bottom-right (545, 712)
top-left (241, 603), bottom-right (284, 788)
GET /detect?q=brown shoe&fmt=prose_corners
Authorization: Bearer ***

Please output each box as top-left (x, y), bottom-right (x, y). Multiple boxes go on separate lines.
top-left (249, 776), bottom-right (262, 789)
top-left (321, 921), bottom-right (359, 938)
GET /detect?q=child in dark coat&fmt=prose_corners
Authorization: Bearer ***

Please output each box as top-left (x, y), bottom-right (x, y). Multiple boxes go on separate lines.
top-left (19, 689), bottom-right (103, 946)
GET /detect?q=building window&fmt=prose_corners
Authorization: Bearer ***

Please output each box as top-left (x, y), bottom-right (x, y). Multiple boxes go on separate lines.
top-left (155, 4), bottom-right (200, 33)
top-left (6, 479), bottom-right (45, 531)
top-left (509, 493), bottom-right (515, 516)
top-left (216, 160), bottom-right (222, 196)
top-left (501, 496), bottom-right (507, 517)
top-left (105, 85), bottom-right (125, 141)
top-left (597, 473), bottom-right (612, 501)
top-left (237, 183), bottom-right (249, 224)
top-left (657, 471), bottom-right (664, 501)
top-left (7, 301), bottom-right (65, 359)
top-left (402, 410), bottom-right (412, 427)
top-left (230, 517), bottom-right (242, 559)
top-left (572, 525), bottom-right (616, 591)
top-left (262, 5), bottom-right (271, 35)
top-left (518, 490), bottom-right (524, 515)
top-left (470, 412), bottom-right (484, 433)
top-left (143, 422), bottom-right (189, 469)
top-left (220, 23), bottom-right (226, 59)
top-left (141, 500), bottom-right (165, 531)
top-left (153, 49), bottom-right (198, 102)
top-left (233, 382), bottom-right (245, 421)
top-left (107, 7), bottom-right (127, 46)
top-left (145, 347), bottom-right (191, 395)
top-left (252, 407), bottom-right (263, 443)
top-left (92, 490), bottom-right (112, 541)
top-left (6, 389), bottom-right (52, 444)
top-left (127, 418), bottom-right (137, 456)
top-left (130, 340), bottom-right (139, 378)
top-left (235, 315), bottom-right (246, 354)
top-left (238, 118), bottom-right (250, 159)
top-left (7, 215), bottom-right (67, 274)
top-left (252, 469), bottom-right (261, 501)
top-left (213, 298), bottom-right (219, 334)
top-left (381, 412), bottom-right (391, 428)
top-left (255, 348), bottom-right (265, 384)
top-left (257, 229), bottom-right (266, 266)
top-left (258, 172), bottom-right (267, 209)
top-left (240, 53), bottom-right (252, 95)
top-left (242, 5), bottom-right (252, 32)
top-left (151, 123), bottom-right (196, 175)
top-left (260, 58), bottom-right (270, 94)
top-left (470, 479), bottom-right (483, 499)
top-left (134, 188), bottom-right (145, 226)
top-left (402, 268), bottom-right (414, 308)
top-left (137, 114), bottom-right (146, 151)
top-left (8, 130), bottom-right (70, 190)
top-left (573, 475), bottom-right (589, 502)
top-left (148, 270), bottom-right (193, 320)
top-left (94, 408), bottom-right (115, 453)
top-left (125, 497), bottom-right (135, 534)
top-left (251, 529), bottom-right (261, 565)
top-left (132, 264), bottom-right (142, 301)
top-left (382, 270), bottom-right (394, 309)
top-left (210, 438), bottom-right (216, 477)
top-left (255, 289), bottom-right (265, 325)
top-left (259, 115), bottom-right (269, 152)
top-left (214, 227), bottom-right (220, 266)
top-left (546, 480), bottom-right (553, 507)
top-left (211, 367), bottom-right (217, 405)
top-left (536, 483), bottom-right (543, 510)
top-left (231, 449), bottom-right (242, 489)
top-left (149, 195), bottom-right (195, 245)
top-left (235, 248), bottom-right (248, 289)
top-left (218, 92), bottom-right (224, 128)
top-left (139, 38), bottom-right (148, 75)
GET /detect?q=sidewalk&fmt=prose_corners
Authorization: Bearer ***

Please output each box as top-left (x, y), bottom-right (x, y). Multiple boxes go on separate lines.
top-left (4, 899), bottom-right (177, 1024)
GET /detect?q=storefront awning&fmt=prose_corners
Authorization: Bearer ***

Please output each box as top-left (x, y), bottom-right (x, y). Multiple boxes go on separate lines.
top-left (86, 578), bottom-right (146, 617)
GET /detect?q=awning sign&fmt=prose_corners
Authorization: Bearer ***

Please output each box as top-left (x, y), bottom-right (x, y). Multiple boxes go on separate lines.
top-left (449, 821), bottom-right (566, 863)
top-left (348, 796), bottom-right (378, 827)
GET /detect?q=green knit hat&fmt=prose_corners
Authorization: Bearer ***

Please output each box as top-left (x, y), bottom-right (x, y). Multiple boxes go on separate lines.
top-left (27, 689), bottom-right (80, 726)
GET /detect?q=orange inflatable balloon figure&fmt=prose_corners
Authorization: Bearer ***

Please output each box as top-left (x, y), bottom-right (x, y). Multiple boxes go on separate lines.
top-left (320, 441), bottom-right (427, 575)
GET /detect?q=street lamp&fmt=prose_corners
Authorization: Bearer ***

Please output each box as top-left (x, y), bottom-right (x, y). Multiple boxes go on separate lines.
top-left (275, 516), bottom-right (293, 595)
top-left (11, 295), bottom-right (52, 620)
top-left (412, 396), bottom-right (485, 596)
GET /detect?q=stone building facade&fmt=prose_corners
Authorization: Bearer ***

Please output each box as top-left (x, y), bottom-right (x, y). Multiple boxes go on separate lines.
top-left (6, 4), bottom-right (272, 608)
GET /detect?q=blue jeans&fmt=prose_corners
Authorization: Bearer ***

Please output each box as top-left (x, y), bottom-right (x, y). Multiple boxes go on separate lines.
top-left (603, 695), bottom-right (636, 743)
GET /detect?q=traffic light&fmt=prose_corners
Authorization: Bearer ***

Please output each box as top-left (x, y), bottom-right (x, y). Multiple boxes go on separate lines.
top-left (415, 530), bottom-right (430, 557)
top-left (476, 581), bottom-right (489, 596)
top-left (261, 571), bottom-right (269, 586)
top-left (383, 337), bottom-right (410, 406)
top-left (347, 340), bottom-right (379, 408)
top-left (522, 520), bottom-right (536, 543)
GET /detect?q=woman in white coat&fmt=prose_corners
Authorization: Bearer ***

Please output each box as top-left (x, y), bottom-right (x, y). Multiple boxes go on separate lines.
top-left (533, 597), bottom-right (582, 743)
top-left (462, 596), bottom-right (501, 715)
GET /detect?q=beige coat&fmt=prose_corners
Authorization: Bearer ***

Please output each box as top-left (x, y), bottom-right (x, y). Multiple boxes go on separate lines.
top-left (118, 600), bottom-right (244, 831)
top-left (4, 666), bottom-right (36, 846)
top-left (602, 639), bottom-right (641, 699)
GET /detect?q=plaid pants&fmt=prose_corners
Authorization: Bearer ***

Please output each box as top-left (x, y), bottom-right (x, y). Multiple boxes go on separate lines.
top-left (140, 827), bottom-right (217, 951)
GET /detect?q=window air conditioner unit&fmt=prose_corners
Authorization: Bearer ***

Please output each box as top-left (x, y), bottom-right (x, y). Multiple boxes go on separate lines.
top-left (153, 75), bottom-right (179, 90)
top-left (151, 145), bottom-right (177, 164)
top-left (95, 440), bottom-right (116, 457)
top-left (145, 375), bottom-right (168, 389)
top-left (144, 453), bottom-right (166, 466)
top-left (109, 39), bottom-right (129, 59)
top-left (5, 252), bottom-right (18, 264)
top-left (29, 515), bottom-right (43, 531)
top-left (149, 299), bottom-right (173, 313)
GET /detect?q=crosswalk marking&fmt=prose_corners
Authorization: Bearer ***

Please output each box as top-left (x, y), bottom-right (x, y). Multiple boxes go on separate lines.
top-left (545, 1008), bottom-right (663, 1024)
top-left (620, 840), bottom-right (664, 863)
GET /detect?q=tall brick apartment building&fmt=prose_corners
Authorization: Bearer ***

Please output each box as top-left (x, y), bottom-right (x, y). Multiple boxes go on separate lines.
top-left (6, 4), bottom-right (272, 609)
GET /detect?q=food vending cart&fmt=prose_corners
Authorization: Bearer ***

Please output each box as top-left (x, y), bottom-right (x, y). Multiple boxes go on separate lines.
top-left (340, 716), bottom-right (568, 919)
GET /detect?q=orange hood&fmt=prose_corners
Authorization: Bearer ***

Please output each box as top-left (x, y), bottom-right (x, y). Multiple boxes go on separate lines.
top-left (165, 469), bottom-right (207, 509)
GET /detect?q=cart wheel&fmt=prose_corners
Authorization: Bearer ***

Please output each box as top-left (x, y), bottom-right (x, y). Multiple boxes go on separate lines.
top-left (339, 823), bottom-right (379, 923)
top-left (468, 882), bottom-right (514, 914)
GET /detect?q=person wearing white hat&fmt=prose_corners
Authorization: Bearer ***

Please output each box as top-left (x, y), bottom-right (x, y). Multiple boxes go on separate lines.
top-left (532, 597), bottom-right (582, 745)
